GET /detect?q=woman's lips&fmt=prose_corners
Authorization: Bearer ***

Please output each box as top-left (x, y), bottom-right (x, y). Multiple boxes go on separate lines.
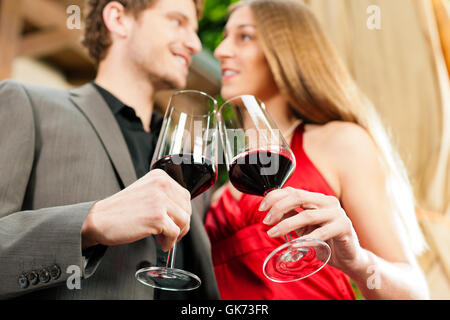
top-left (221, 69), bottom-right (239, 81)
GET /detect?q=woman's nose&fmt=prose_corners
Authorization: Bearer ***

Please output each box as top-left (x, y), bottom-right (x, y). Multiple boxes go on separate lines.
top-left (214, 38), bottom-right (232, 60)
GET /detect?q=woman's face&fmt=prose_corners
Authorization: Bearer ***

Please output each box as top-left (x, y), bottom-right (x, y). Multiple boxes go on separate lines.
top-left (214, 6), bottom-right (279, 101)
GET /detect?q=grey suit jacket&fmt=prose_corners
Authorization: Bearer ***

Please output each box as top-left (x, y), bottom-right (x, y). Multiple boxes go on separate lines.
top-left (0, 80), bottom-right (220, 300)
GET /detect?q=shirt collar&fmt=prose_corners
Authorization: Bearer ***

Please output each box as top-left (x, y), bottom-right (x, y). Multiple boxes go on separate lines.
top-left (92, 81), bottom-right (125, 115)
top-left (149, 111), bottom-right (164, 135)
top-left (92, 81), bottom-right (164, 133)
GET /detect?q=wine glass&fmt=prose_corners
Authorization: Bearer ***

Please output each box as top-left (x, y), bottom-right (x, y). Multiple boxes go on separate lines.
top-left (217, 95), bottom-right (331, 282)
top-left (135, 90), bottom-right (218, 291)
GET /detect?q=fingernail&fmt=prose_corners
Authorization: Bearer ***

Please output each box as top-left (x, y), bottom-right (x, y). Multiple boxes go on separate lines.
top-left (267, 226), bottom-right (279, 238)
top-left (259, 201), bottom-right (267, 212)
top-left (263, 213), bottom-right (272, 225)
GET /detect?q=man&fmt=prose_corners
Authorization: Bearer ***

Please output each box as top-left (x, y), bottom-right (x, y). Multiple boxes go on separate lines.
top-left (0, 0), bottom-right (219, 300)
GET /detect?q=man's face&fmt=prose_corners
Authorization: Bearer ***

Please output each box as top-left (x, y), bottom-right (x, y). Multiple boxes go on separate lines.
top-left (126, 0), bottom-right (202, 89)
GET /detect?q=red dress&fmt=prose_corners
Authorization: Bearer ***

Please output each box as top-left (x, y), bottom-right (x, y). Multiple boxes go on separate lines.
top-left (205, 123), bottom-right (356, 300)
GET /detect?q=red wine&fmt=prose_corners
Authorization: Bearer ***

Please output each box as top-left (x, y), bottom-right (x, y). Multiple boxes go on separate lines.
top-left (229, 150), bottom-right (295, 196)
top-left (151, 154), bottom-right (217, 199)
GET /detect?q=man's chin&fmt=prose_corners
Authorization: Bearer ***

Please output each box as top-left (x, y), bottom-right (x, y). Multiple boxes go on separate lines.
top-left (172, 75), bottom-right (187, 90)
top-left (172, 79), bottom-right (187, 90)
top-left (148, 74), bottom-right (186, 91)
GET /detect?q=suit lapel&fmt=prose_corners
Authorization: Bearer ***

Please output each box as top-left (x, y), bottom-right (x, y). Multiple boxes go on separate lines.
top-left (69, 83), bottom-right (137, 188)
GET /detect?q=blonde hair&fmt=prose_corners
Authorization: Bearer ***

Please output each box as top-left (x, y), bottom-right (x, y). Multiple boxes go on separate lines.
top-left (231, 0), bottom-right (427, 255)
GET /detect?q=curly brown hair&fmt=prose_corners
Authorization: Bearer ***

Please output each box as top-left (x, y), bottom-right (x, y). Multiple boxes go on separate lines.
top-left (82, 0), bottom-right (204, 65)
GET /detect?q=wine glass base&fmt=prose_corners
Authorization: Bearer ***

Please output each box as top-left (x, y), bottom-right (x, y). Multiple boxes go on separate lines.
top-left (263, 238), bottom-right (331, 283)
top-left (135, 267), bottom-right (202, 291)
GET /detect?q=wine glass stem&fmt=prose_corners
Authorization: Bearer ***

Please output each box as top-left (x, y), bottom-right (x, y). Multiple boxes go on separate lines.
top-left (165, 243), bottom-right (177, 269)
top-left (284, 233), bottom-right (293, 243)
top-left (267, 188), bottom-right (294, 245)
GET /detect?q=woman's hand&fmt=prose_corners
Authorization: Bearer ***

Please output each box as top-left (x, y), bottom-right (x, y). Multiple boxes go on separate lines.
top-left (259, 187), bottom-right (366, 274)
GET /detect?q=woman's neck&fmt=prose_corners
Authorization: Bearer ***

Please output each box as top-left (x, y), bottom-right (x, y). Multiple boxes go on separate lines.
top-left (263, 94), bottom-right (300, 141)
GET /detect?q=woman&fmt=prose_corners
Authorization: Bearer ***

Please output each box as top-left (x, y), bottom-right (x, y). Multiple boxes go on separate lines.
top-left (205, 0), bottom-right (429, 300)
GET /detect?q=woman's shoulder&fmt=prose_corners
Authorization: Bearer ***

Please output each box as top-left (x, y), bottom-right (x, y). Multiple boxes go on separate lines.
top-left (303, 121), bottom-right (382, 194)
top-left (304, 121), bottom-right (377, 158)
top-left (305, 120), bottom-right (371, 144)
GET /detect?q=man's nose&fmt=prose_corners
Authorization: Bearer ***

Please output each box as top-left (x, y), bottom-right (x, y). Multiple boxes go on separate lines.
top-left (186, 32), bottom-right (203, 55)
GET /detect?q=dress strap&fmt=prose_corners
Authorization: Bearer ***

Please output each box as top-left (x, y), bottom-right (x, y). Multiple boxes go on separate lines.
top-left (283, 119), bottom-right (303, 140)
top-left (289, 120), bottom-right (306, 153)
top-left (297, 121), bottom-right (306, 148)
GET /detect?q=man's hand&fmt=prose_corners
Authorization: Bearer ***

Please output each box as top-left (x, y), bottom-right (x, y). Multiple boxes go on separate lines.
top-left (81, 169), bottom-right (192, 252)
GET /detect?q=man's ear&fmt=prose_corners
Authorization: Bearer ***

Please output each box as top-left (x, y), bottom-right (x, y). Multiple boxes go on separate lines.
top-left (102, 1), bottom-right (132, 39)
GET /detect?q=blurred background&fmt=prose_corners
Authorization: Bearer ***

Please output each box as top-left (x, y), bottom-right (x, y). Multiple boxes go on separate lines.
top-left (0, 0), bottom-right (449, 299)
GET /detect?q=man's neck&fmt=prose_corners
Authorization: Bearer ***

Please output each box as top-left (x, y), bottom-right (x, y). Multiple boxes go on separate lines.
top-left (95, 58), bottom-right (155, 132)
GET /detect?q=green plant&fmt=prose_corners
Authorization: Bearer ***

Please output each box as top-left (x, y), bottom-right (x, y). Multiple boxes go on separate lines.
top-left (199, 0), bottom-right (240, 53)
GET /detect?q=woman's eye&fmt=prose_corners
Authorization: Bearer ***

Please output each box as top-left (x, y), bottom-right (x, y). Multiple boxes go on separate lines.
top-left (240, 34), bottom-right (253, 41)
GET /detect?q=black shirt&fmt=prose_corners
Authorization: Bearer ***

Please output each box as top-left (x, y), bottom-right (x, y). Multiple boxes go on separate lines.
top-left (93, 82), bottom-right (163, 179)
top-left (93, 82), bottom-right (187, 299)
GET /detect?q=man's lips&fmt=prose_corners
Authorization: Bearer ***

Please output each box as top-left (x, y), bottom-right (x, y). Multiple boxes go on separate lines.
top-left (173, 53), bottom-right (190, 70)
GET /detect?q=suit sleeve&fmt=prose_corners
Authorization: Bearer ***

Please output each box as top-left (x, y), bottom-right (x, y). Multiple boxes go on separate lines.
top-left (0, 80), bottom-right (102, 299)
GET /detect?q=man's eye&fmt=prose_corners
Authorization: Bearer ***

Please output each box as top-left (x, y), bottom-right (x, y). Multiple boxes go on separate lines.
top-left (171, 18), bottom-right (182, 27)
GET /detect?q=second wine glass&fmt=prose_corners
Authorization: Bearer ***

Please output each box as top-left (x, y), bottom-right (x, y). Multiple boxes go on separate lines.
top-left (135, 90), bottom-right (218, 291)
top-left (218, 95), bottom-right (331, 283)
